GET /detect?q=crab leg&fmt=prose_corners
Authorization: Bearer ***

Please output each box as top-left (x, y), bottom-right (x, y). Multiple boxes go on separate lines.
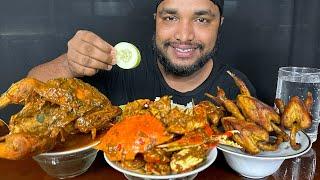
top-left (0, 78), bottom-right (44, 108)
top-left (0, 133), bottom-right (55, 160)
top-left (157, 130), bottom-right (238, 152)
top-left (75, 105), bottom-right (122, 139)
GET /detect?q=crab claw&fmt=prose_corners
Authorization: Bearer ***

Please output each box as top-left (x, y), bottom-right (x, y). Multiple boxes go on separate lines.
top-left (0, 78), bottom-right (44, 108)
top-left (157, 127), bottom-right (239, 152)
top-left (162, 130), bottom-right (241, 174)
top-left (0, 133), bottom-right (55, 160)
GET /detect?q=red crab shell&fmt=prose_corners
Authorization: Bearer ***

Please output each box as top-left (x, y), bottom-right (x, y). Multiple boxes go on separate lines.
top-left (96, 114), bottom-right (173, 161)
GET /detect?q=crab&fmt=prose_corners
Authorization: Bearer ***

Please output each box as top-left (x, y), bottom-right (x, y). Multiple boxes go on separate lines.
top-left (275, 92), bottom-right (313, 150)
top-left (0, 78), bottom-right (121, 160)
top-left (96, 96), bottom-right (235, 174)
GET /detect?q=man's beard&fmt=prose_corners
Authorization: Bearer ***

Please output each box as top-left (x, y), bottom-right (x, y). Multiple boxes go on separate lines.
top-left (153, 35), bottom-right (219, 77)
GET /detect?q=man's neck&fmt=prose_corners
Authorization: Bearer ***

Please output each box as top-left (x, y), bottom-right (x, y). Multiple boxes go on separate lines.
top-left (158, 59), bottom-right (214, 93)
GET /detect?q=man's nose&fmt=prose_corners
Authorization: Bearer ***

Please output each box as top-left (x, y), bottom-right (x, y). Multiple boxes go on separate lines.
top-left (174, 21), bottom-right (195, 42)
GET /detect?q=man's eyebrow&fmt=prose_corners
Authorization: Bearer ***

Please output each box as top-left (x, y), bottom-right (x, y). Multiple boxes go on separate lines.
top-left (158, 8), bottom-right (177, 15)
top-left (194, 10), bottom-right (216, 17)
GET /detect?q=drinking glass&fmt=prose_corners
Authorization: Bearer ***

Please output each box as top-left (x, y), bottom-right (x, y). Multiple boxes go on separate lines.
top-left (275, 67), bottom-right (320, 143)
top-left (272, 148), bottom-right (316, 180)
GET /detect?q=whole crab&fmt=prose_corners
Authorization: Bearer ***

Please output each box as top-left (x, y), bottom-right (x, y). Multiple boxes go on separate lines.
top-left (0, 78), bottom-right (121, 160)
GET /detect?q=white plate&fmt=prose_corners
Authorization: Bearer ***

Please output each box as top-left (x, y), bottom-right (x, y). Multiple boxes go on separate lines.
top-left (104, 148), bottom-right (218, 180)
top-left (217, 131), bottom-right (312, 160)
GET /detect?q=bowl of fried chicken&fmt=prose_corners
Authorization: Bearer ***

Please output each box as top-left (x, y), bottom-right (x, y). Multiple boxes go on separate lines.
top-left (218, 131), bottom-right (311, 179)
top-left (0, 78), bottom-right (121, 178)
top-left (205, 71), bottom-right (313, 179)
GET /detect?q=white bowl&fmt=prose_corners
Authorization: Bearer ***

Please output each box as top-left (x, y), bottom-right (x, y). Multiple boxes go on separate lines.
top-left (218, 131), bottom-right (312, 179)
top-left (104, 148), bottom-right (218, 180)
top-left (33, 140), bottom-right (100, 179)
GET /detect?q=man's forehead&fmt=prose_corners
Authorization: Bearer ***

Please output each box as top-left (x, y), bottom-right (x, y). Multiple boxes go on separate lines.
top-left (155, 0), bottom-right (223, 15)
top-left (157, 0), bottom-right (215, 7)
top-left (157, 0), bottom-right (218, 15)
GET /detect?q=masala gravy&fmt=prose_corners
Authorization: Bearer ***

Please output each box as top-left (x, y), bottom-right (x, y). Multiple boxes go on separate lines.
top-left (49, 132), bottom-right (104, 152)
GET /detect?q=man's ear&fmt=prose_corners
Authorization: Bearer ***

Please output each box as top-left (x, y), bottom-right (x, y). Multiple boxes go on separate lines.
top-left (220, 16), bottom-right (224, 25)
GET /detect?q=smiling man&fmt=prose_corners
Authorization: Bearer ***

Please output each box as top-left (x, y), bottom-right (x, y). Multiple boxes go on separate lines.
top-left (28, 0), bottom-right (256, 105)
top-left (155, 0), bottom-right (223, 93)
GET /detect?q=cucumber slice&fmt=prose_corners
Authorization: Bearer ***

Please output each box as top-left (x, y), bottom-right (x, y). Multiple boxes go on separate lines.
top-left (115, 42), bottom-right (141, 69)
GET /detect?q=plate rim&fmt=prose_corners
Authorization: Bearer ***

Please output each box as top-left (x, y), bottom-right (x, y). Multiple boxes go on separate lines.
top-left (217, 131), bottom-right (312, 160)
top-left (104, 147), bottom-right (218, 179)
top-left (37, 140), bottom-right (100, 156)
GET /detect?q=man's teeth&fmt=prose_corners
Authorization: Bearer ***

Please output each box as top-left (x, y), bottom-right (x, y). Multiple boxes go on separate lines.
top-left (175, 48), bottom-right (193, 53)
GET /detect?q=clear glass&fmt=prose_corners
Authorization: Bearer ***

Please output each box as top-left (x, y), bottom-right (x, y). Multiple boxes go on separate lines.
top-left (275, 67), bottom-right (320, 143)
top-left (272, 148), bottom-right (316, 180)
top-left (33, 148), bottom-right (98, 179)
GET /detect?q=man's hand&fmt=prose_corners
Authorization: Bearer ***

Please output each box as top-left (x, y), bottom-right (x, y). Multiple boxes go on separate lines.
top-left (67, 30), bottom-right (116, 76)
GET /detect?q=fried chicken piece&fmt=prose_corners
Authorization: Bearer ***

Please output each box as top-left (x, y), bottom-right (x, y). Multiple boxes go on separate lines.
top-left (223, 71), bottom-right (288, 141)
top-left (222, 116), bottom-right (282, 154)
top-left (275, 92), bottom-right (312, 150)
top-left (193, 101), bottom-right (225, 130)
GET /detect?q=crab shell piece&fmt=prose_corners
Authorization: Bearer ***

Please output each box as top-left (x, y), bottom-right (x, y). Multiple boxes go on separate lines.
top-left (145, 162), bottom-right (171, 175)
top-left (96, 114), bottom-right (173, 161)
top-left (170, 146), bottom-right (209, 173)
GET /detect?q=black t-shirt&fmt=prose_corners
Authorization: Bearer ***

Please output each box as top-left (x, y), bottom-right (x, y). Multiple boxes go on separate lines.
top-left (82, 45), bottom-right (256, 106)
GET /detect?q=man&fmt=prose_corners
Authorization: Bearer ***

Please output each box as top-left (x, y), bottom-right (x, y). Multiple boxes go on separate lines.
top-left (28, 0), bottom-right (255, 105)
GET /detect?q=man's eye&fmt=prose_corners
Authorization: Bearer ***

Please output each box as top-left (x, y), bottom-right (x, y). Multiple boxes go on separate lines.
top-left (196, 18), bottom-right (209, 23)
top-left (164, 16), bottom-right (177, 21)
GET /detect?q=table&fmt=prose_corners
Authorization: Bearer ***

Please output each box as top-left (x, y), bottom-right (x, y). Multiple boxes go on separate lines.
top-left (0, 140), bottom-right (319, 180)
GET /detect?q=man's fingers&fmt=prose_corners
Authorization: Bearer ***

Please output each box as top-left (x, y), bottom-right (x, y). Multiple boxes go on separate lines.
top-left (66, 30), bottom-right (116, 77)
top-left (75, 30), bottom-right (113, 53)
top-left (68, 38), bottom-right (114, 64)
top-left (67, 49), bottom-right (110, 70)
top-left (68, 60), bottom-right (97, 77)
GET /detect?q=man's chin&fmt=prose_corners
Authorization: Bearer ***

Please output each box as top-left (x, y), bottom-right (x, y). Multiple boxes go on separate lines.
top-left (159, 60), bottom-right (200, 76)
top-left (167, 55), bottom-right (199, 66)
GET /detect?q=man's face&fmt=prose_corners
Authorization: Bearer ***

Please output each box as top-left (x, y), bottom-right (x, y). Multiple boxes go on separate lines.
top-left (155, 0), bottom-right (222, 76)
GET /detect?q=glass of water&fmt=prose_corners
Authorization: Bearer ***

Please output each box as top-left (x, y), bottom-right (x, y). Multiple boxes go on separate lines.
top-left (275, 67), bottom-right (320, 143)
top-left (272, 148), bottom-right (316, 180)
